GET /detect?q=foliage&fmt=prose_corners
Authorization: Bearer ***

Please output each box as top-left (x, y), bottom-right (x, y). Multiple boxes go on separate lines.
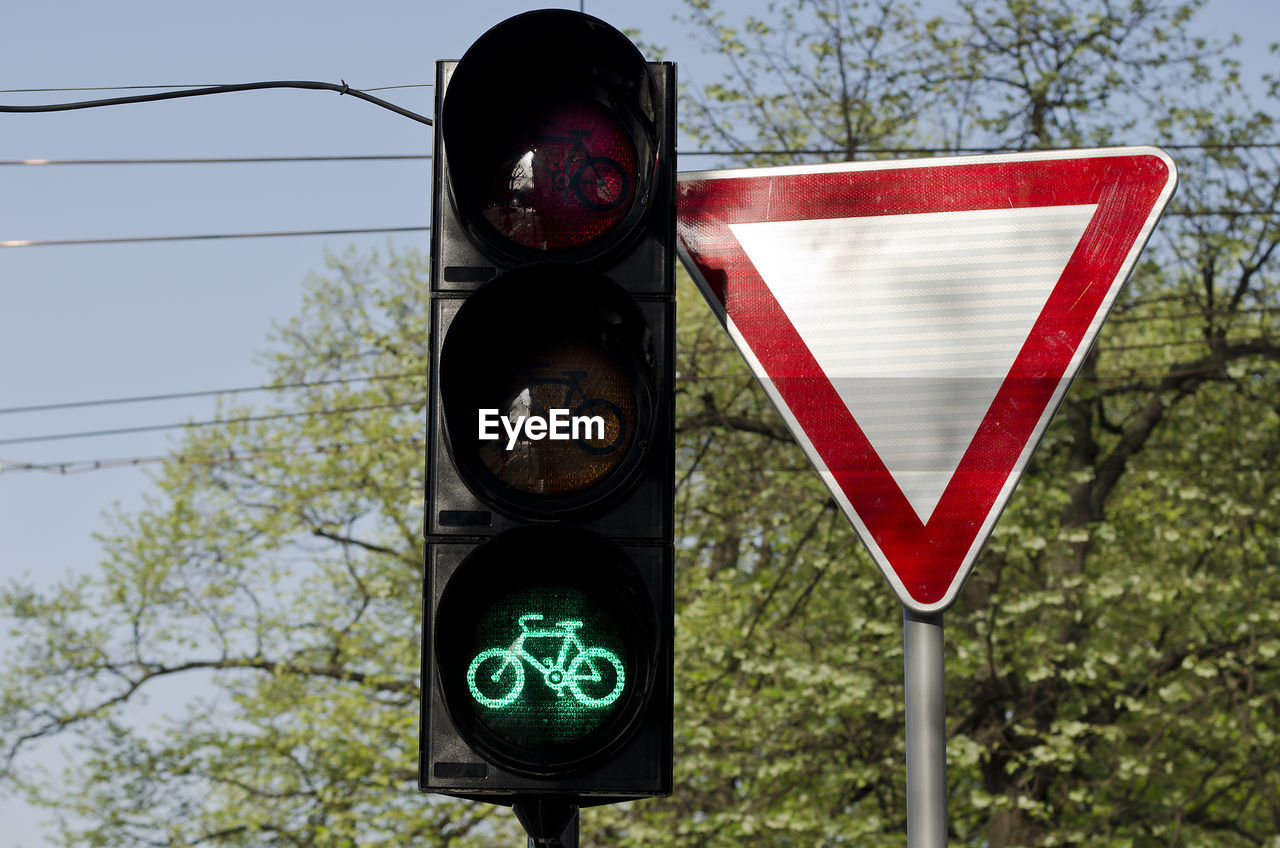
top-left (3, 2), bottom-right (1280, 847)
top-left (610, 1), bottom-right (1280, 845)
top-left (2, 251), bottom-right (512, 845)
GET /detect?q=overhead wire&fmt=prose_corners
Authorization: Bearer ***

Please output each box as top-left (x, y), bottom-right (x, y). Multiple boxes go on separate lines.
top-left (0, 152), bottom-right (1243, 168)
top-left (0, 81), bottom-right (1274, 470)
top-left (6, 331), bottom-right (1276, 474)
top-left (0, 400), bottom-right (419, 448)
top-left (11, 346), bottom-right (1279, 476)
top-left (0, 80), bottom-right (432, 125)
top-left (0, 154), bottom-right (431, 166)
top-left (0, 370), bottom-right (427, 416)
top-left (4, 143), bottom-right (1280, 169)
top-left (0, 85), bottom-right (1273, 483)
top-left (0, 83), bottom-right (431, 94)
top-left (0, 438), bottom-right (426, 476)
top-left (4, 208), bottom-right (1278, 249)
top-left (2, 91), bottom-right (1276, 249)
top-left (1, 226), bottom-right (427, 248)
top-left (0, 373), bottom-right (431, 475)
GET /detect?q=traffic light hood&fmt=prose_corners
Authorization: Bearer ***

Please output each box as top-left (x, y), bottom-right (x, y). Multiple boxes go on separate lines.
top-left (443, 10), bottom-right (656, 126)
top-left (439, 10), bottom-right (661, 262)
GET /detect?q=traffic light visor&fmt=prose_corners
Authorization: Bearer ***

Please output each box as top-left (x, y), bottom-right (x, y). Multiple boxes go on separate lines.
top-left (441, 10), bottom-right (656, 258)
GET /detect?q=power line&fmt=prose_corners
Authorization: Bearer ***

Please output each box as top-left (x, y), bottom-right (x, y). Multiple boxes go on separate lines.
top-left (0, 370), bottom-right (427, 416)
top-left (3, 80), bottom-right (1276, 155)
top-left (0, 154), bottom-right (431, 166)
top-left (0, 83), bottom-right (430, 95)
top-left (0, 83), bottom-right (244, 94)
top-left (0, 80), bottom-right (432, 126)
top-left (0, 400), bottom-right (418, 447)
top-left (3, 144), bottom-right (1280, 169)
top-left (0, 226), bottom-right (427, 248)
top-left (6, 326), bottom-right (1269, 420)
top-left (683, 142), bottom-right (1280, 156)
top-left (0, 438), bottom-right (426, 476)
top-left (7, 205), bottom-right (1280, 249)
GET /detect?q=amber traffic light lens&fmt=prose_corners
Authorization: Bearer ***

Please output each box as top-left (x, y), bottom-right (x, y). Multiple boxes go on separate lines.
top-left (475, 336), bottom-right (637, 496)
top-left (440, 267), bottom-right (655, 518)
top-left (475, 99), bottom-right (638, 252)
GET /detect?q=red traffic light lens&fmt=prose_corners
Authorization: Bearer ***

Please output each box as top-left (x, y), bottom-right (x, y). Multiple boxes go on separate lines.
top-left (440, 9), bottom-right (658, 262)
top-left (477, 99), bottom-right (638, 252)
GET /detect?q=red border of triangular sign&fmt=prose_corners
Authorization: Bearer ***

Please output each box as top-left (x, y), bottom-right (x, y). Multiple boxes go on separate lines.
top-left (676, 148), bottom-right (1177, 612)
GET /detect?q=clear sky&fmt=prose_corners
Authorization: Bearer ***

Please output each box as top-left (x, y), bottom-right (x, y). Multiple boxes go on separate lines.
top-left (1, 0), bottom-right (1274, 844)
top-left (0, 2), bottom-right (750, 842)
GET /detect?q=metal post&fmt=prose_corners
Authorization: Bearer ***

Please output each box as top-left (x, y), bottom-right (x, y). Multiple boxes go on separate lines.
top-left (904, 609), bottom-right (947, 848)
top-left (525, 811), bottom-right (577, 848)
top-left (514, 797), bottom-right (578, 848)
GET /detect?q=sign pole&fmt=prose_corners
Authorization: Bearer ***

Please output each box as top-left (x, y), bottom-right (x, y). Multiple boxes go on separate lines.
top-left (904, 609), bottom-right (947, 847)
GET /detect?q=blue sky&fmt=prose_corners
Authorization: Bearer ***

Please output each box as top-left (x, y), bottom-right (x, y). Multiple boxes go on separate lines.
top-left (0, 2), bottom-right (749, 842)
top-left (1, 0), bottom-right (1274, 844)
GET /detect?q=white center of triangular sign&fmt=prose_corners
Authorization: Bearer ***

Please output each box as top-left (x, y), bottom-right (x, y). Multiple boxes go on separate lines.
top-left (730, 204), bottom-right (1097, 522)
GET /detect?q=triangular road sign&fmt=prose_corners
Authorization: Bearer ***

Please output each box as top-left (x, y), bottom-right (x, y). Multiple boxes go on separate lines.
top-left (677, 148), bottom-right (1177, 613)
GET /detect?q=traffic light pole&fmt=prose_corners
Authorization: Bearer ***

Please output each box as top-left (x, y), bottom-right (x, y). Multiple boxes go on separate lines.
top-left (903, 610), bottom-right (947, 848)
top-left (514, 797), bottom-right (578, 848)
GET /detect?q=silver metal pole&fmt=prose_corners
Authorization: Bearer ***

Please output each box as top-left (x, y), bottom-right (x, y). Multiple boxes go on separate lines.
top-left (904, 609), bottom-right (947, 847)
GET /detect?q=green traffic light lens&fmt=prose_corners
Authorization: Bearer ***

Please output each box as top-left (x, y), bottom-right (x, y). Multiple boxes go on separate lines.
top-left (434, 527), bottom-right (657, 775)
top-left (465, 584), bottom-right (628, 745)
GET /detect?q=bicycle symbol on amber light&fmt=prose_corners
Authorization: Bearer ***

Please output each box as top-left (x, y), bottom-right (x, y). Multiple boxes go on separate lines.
top-left (524, 364), bottom-right (627, 455)
top-left (467, 613), bottom-right (625, 710)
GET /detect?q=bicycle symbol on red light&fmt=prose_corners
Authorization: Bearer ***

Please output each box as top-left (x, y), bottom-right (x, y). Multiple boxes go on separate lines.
top-left (538, 129), bottom-right (629, 211)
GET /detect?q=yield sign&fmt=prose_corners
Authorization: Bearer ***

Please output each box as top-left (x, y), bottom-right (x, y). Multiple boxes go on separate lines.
top-left (677, 148), bottom-right (1177, 613)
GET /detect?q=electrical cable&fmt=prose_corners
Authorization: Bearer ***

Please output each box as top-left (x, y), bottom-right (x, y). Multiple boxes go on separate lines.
top-left (0, 438), bottom-right (426, 476)
top-left (6, 206), bottom-right (1280, 249)
top-left (3, 144), bottom-right (1280, 168)
top-left (685, 142), bottom-right (1280, 156)
top-left (0, 80), bottom-right (432, 126)
top-left (0, 226), bottom-right (427, 248)
top-left (0, 400), bottom-right (418, 447)
top-left (4, 321), bottom-right (1268, 419)
top-left (0, 83), bottom-right (430, 94)
top-left (0, 370), bottom-right (427, 416)
top-left (4, 82), bottom-right (1277, 155)
top-left (0, 154), bottom-right (431, 166)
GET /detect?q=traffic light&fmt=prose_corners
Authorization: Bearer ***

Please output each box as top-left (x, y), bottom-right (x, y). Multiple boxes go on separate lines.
top-left (420, 9), bottom-right (675, 814)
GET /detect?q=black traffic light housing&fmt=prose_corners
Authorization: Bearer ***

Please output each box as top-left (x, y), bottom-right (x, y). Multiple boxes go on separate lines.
top-left (421, 10), bottom-right (675, 809)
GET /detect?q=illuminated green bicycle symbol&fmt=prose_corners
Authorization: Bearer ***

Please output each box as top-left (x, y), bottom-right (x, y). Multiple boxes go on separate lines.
top-left (467, 613), bottom-right (625, 709)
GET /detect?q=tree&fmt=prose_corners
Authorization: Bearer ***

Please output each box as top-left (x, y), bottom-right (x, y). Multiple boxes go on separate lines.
top-left (610, 1), bottom-right (1280, 845)
top-left (4, 2), bottom-right (1280, 846)
top-left (1, 250), bottom-right (513, 845)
